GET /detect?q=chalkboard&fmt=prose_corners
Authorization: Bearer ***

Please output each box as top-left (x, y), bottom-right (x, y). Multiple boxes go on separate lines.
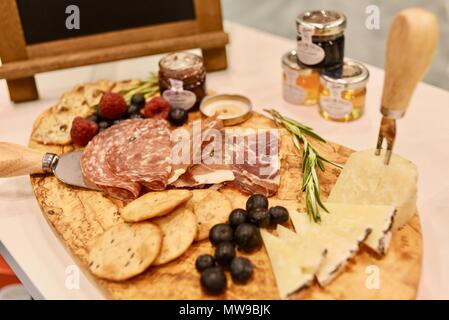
top-left (0, 0), bottom-right (228, 102)
top-left (17, 0), bottom-right (196, 44)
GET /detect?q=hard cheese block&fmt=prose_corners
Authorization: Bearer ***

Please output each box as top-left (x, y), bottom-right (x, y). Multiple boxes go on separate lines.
top-left (290, 211), bottom-right (371, 286)
top-left (261, 229), bottom-right (315, 299)
top-left (324, 203), bottom-right (396, 255)
top-left (276, 225), bottom-right (326, 271)
top-left (328, 149), bottom-right (418, 229)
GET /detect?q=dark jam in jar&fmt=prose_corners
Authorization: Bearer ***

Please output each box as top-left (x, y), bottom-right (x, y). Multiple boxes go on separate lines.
top-left (158, 52), bottom-right (207, 111)
top-left (296, 10), bottom-right (347, 73)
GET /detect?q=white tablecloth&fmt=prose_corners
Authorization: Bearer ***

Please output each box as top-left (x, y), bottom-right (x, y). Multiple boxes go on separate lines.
top-left (0, 22), bottom-right (448, 299)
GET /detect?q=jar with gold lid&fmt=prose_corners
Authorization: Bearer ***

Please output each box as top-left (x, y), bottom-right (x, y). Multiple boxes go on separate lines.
top-left (318, 59), bottom-right (369, 122)
top-left (159, 51), bottom-right (207, 111)
top-left (282, 50), bottom-right (320, 106)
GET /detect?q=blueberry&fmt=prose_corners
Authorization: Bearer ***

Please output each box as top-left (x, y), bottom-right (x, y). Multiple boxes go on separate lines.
top-left (228, 209), bottom-right (247, 229)
top-left (195, 254), bottom-right (215, 272)
top-left (214, 242), bottom-right (235, 266)
top-left (248, 207), bottom-right (271, 228)
top-left (86, 114), bottom-right (99, 123)
top-left (131, 94), bottom-right (146, 108)
top-left (168, 108), bottom-right (188, 126)
top-left (234, 223), bottom-right (261, 252)
top-left (230, 257), bottom-right (253, 283)
top-left (129, 113), bottom-right (143, 119)
top-left (200, 266), bottom-right (227, 295)
top-left (127, 104), bottom-right (140, 115)
top-left (246, 194), bottom-right (268, 212)
top-left (269, 206), bottom-right (289, 224)
top-left (209, 223), bottom-right (233, 246)
top-left (98, 121), bottom-right (110, 131)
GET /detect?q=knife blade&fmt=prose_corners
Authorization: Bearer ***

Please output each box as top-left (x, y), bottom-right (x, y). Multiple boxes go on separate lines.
top-left (0, 142), bottom-right (98, 191)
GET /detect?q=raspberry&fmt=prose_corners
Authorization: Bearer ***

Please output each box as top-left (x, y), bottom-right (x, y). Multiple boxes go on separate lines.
top-left (70, 117), bottom-right (98, 146)
top-left (143, 97), bottom-right (170, 120)
top-left (98, 92), bottom-right (127, 120)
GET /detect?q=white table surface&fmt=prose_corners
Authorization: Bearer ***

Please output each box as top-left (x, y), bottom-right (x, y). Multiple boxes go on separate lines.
top-left (1, 22), bottom-right (448, 300)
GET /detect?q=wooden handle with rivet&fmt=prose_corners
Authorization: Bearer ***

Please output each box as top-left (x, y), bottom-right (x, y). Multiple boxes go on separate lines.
top-left (0, 142), bottom-right (45, 177)
top-left (381, 7), bottom-right (438, 118)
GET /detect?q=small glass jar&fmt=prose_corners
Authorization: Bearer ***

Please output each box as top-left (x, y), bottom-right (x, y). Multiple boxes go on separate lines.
top-left (282, 50), bottom-right (320, 105)
top-left (158, 52), bottom-right (207, 111)
top-left (318, 59), bottom-right (369, 122)
top-left (296, 10), bottom-right (346, 72)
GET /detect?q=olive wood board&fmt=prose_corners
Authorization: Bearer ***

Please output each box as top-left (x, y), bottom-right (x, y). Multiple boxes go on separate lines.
top-left (29, 109), bottom-right (422, 300)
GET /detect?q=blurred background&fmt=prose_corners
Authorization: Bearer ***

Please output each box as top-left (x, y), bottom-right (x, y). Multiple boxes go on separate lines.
top-left (222, 0), bottom-right (449, 91)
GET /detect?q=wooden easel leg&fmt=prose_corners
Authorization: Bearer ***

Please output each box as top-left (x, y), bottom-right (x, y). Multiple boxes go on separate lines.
top-left (6, 77), bottom-right (39, 102)
top-left (202, 47), bottom-right (228, 72)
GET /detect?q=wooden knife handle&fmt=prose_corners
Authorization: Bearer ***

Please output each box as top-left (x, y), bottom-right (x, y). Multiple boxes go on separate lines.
top-left (0, 142), bottom-right (45, 177)
top-left (381, 7), bottom-right (438, 118)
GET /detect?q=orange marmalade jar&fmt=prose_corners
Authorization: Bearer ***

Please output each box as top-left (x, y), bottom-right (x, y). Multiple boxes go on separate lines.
top-left (282, 50), bottom-right (320, 105)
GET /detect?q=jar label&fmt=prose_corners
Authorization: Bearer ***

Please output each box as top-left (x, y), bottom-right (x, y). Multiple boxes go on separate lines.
top-left (163, 79), bottom-right (196, 110)
top-left (320, 83), bottom-right (353, 118)
top-left (297, 25), bottom-right (325, 65)
top-left (282, 70), bottom-right (307, 104)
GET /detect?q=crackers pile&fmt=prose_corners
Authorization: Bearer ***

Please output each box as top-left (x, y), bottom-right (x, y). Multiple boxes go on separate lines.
top-left (88, 189), bottom-right (232, 281)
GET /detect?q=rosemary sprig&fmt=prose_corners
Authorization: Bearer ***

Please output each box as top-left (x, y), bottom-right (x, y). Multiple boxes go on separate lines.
top-left (265, 109), bottom-right (342, 223)
top-left (123, 73), bottom-right (159, 104)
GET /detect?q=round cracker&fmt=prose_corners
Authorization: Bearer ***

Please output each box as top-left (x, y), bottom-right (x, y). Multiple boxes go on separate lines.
top-left (120, 190), bottom-right (193, 222)
top-left (152, 206), bottom-right (197, 265)
top-left (193, 190), bottom-right (232, 241)
top-left (185, 189), bottom-right (214, 210)
top-left (88, 222), bottom-right (162, 281)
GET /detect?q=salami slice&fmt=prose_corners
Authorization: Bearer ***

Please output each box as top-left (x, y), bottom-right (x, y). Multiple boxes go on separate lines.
top-left (106, 119), bottom-right (172, 190)
top-left (81, 119), bottom-right (145, 201)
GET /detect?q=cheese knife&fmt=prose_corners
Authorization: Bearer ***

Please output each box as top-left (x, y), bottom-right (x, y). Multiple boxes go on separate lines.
top-left (376, 8), bottom-right (438, 164)
top-left (0, 142), bottom-right (98, 190)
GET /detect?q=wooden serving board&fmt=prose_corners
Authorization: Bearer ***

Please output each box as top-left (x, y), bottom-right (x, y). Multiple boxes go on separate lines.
top-left (29, 108), bottom-right (422, 300)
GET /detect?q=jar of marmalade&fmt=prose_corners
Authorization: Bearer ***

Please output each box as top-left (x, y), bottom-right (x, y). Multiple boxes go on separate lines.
top-left (282, 50), bottom-right (320, 105)
top-left (318, 59), bottom-right (369, 122)
top-left (296, 10), bottom-right (346, 72)
top-left (158, 52), bottom-right (207, 111)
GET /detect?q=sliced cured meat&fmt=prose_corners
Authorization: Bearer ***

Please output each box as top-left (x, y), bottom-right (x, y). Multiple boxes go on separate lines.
top-left (172, 164), bottom-right (234, 188)
top-left (106, 119), bottom-right (172, 190)
top-left (81, 120), bottom-right (143, 201)
top-left (169, 117), bottom-right (225, 186)
top-left (227, 130), bottom-right (280, 196)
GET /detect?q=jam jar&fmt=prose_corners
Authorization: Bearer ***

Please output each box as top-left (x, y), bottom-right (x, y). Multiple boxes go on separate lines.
top-left (282, 50), bottom-right (320, 105)
top-left (318, 59), bottom-right (369, 122)
top-left (158, 52), bottom-right (207, 111)
top-left (296, 10), bottom-right (347, 72)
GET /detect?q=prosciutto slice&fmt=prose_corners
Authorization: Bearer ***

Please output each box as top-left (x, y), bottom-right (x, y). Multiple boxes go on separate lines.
top-left (227, 130), bottom-right (280, 196)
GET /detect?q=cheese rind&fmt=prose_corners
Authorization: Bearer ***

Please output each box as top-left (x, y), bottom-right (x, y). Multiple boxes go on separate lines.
top-left (328, 149), bottom-right (418, 229)
top-left (261, 230), bottom-right (314, 299)
top-left (290, 211), bottom-right (371, 286)
top-left (324, 203), bottom-right (396, 255)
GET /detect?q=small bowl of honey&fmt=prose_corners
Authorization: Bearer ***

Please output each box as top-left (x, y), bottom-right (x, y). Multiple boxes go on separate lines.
top-left (200, 94), bottom-right (253, 126)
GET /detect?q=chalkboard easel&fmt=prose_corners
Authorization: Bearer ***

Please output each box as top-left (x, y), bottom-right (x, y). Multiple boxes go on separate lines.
top-left (0, 0), bottom-right (229, 102)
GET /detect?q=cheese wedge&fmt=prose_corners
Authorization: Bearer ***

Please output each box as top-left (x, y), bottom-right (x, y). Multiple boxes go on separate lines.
top-left (324, 203), bottom-right (396, 255)
top-left (276, 225), bottom-right (326, 272)
top-left (290, 211), bottom-right (371, 286)
top-left (328, 149), bottom-right (418, 229)
top-left (261, 230), bottom-right (314, 299)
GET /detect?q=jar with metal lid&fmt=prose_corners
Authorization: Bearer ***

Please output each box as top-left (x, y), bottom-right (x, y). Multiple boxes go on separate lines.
top-left (318, 59), bottom-right (369, 122)
top-left (282, 50), bottom-right (320, 105)
top-left (158, 52), bottom-right (207, 111)
top-left (296, 10), bottom-right (346, 72)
